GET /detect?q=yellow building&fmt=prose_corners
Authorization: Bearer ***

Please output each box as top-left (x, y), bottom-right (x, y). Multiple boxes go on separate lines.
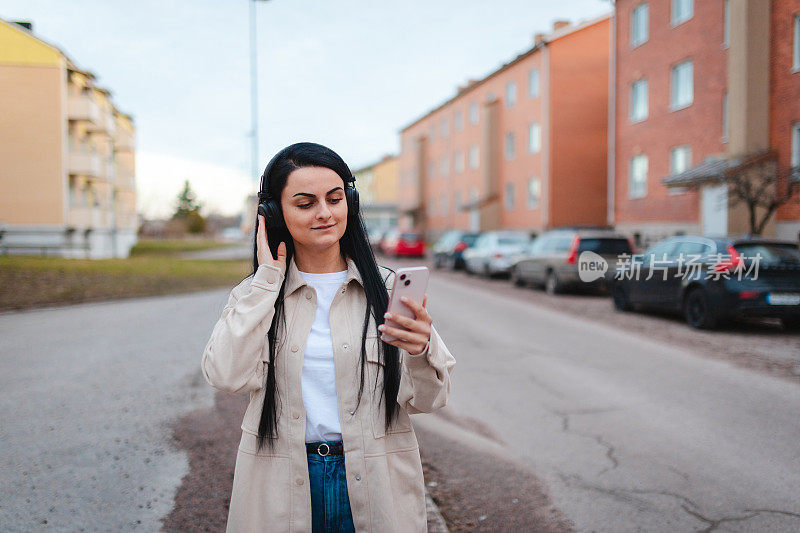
top-left (0, 18), bottom-right (137, 258)
top-left (353, 154), bottom-right (399, 233)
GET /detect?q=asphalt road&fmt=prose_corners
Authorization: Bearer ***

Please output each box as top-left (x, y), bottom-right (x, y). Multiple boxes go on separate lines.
top-left (382, 257), bottom-right (800, 532)
top-left (2, 254), bottom-right (799, 532)
top-left (0, 291), bottom-right (218, 531)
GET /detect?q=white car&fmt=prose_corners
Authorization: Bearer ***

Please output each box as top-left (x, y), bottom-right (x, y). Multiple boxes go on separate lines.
top-left (463, 231), bottom-right (532, 277)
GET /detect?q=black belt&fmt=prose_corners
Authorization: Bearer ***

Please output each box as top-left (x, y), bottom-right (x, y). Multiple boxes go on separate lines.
top-left (306, 441), bottom-right (344, 456)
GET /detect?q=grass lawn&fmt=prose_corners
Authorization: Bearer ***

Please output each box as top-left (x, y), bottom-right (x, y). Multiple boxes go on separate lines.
top-left (0, 239), bottom-right (253, 312)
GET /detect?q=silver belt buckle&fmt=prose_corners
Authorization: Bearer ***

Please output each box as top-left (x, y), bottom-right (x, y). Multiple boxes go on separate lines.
top-left (317, 443), bottom-right (330, 456)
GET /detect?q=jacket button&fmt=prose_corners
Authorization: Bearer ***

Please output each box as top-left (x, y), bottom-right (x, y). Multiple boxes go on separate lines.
top-left (291, 345), bottom-right (299, 353)
top-left (342, 343), bottom-right (349, 350)
top-left (355, 475), bottom-right (361, 481)
top-left (305, 291), bottom-right (313, 300)
top-left (296, 478), bottom-right (304, 485)
top-left (349, 410), bottom-right (355, 416)
top-left (341, 287), bottom-right (346, 293)
top-left (292, 412), bottom-right (300, 419)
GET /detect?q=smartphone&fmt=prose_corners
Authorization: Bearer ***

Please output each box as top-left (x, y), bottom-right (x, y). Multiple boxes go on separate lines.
top-left (383, 266), bottom-right (430, 342)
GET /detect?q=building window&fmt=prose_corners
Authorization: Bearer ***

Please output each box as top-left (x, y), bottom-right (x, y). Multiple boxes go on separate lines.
top-left (631, 3), bottom-right (649, 47)
top-left (670, 60), bottom-right (693, 110)
top-left (722, 91), bottom-right (729, 142)
top-left (630, 79), bottom-right (648, 123)
top-left (792, 122), bottom-right (800, 170)
top-left (669, 145), bottom-right (691, 195)
top-left (441, 118), bottom-right (448, 138)
top-left (671, 0), bottom-right (694, 27)
top-left (469, 102), bottom-right (479, 124)
top-left (428, 161), bottom-right (436, 180)
top-left (506, 81), bottom-right (517, 108)
top-left (429, 123), bottom-right (436, 141)
top-left (428, 197), bottom-right (436, 218)
top-left (528, 123), bottom-right (541, 153)
top-left (441, 194), bottom-right (448, 216)
top-left (469, 145), bottom-right (479, 169)
top-left (529, 68), bottom-right (540, 98)
top-left (455, 110), bottom-right (464, 131)
top-left (455, 150), bottom-right (465, 173)
top-left (505, 183), bottom-right (515, 210)
top-left (527, 177), bottom-right (541, 209)
top-left (505, 132), bottom-right (515, 160)
top-left (670, 145), bottom-right (691, 174)
top-left (723, 0), bottom-right (730, 48)
top-left (455, 190), bottom-right (462, 210)
top-left (794, 14), bottom-right (800, 71)
top-left (629, 154), bottom-right (648, 199)
top-left (440, 156), bottom-right (449, 176)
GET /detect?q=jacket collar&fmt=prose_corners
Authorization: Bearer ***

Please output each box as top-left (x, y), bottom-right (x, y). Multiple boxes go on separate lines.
top-left (283, 253), bottom-right (363, 297)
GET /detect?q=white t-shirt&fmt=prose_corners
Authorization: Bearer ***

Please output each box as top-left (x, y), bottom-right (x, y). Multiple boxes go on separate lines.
top-left (297, 268), bottom-right (349, 443)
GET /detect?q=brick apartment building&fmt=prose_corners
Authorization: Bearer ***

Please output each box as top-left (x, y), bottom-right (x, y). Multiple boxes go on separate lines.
top-left (0, 18), bottom-right (137, 258)
top-left (398, 16), bottom-right (611, 242)
top-left (612, 0), bottom-right (800, 246)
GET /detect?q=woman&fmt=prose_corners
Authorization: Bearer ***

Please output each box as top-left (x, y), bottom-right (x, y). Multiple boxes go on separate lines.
top-left (201, 142), bottom-right (456, 532)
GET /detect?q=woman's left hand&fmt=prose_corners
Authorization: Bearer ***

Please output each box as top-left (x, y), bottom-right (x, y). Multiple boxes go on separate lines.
top-left (379, 294), bottom-right (432, 356)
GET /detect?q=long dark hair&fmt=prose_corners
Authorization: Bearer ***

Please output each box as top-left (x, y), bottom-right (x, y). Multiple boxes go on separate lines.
top-left (244, 142), bottom-right (401, 453)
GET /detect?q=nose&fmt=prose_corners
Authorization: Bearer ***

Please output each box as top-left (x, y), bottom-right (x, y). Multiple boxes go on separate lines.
top-left (316, 201), bottom-right (332, 220)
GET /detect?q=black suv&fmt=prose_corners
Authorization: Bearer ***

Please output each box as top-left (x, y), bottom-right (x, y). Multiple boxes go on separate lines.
top-left (611, 235), bottom-right (800, 330)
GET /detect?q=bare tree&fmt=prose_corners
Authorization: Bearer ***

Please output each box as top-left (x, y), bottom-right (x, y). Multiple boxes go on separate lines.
top-left (718, 150), bottom-right (800, 235)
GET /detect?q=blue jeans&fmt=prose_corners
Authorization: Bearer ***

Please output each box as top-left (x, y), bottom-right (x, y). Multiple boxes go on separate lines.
top-left (307, 441), bottom-right (355, 533)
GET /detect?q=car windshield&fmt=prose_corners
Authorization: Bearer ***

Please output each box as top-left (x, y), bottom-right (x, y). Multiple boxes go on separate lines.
top-left (461, 234), bottom-right (480, 245)
top-left (733, 243), bottom-right (800, 264)
top-left (401, 233), bottom-right (421, 241)
top-left (497, 235), bottom-right (528, 245)
top-left (578, 238), bottom-right (632, 255)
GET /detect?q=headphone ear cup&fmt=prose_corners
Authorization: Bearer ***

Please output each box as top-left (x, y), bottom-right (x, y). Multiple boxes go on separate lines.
top-left (265, 199), bottom-right (284, 228)
top-left (345, 186), bottom-right (359, 216)
top-left (258, 201), bottom-right (284, 228)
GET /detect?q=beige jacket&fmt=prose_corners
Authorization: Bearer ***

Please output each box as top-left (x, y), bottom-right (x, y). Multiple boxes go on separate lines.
top-left (201, 254), bottom-right (456, 532)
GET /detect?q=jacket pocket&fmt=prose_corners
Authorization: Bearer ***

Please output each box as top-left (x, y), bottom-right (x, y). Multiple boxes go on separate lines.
top-left (366, 336), bottom-right (413, 439)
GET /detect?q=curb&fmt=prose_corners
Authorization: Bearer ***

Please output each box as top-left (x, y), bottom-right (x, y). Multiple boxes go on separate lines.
top-left (425, 488), bottom-right (449, 532)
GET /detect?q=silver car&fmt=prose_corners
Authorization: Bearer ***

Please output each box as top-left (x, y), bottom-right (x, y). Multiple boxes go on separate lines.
top-left (510, 228), bottom-right (633, 294)
top-left (463, 231), bottom-right (532, 277)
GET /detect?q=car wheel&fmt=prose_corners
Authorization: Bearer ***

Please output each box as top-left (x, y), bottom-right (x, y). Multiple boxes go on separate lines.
top-left (684, 288), bottom-right (719, 329)
top-left (433, 256), bottom-right (442, 269)
top-left (612, 283), bottom-right (632, 311)
top-left (782, 317), bottom-right (800, 331)
top-left (510, 266), bottom-right (525, 287)
top-left (545, 270), bottom-right (562, 295)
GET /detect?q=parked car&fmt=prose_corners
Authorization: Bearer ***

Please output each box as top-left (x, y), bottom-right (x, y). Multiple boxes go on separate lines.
top-left (509, 228), bottom-right (633, 294)
top-left (463, 231), bottom-right (532, 277)
top-left (432, 230), bottom-right (480, 270)
top-left (611, 235), bottom-right (800, 330)
top-left (368, 227), bottom-right (388, 250)
top-left (380, 229), bottom-right (426, 257)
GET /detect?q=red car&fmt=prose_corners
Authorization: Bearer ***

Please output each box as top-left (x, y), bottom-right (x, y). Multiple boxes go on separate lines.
top-left (380, 229), bottom-right (425, 257)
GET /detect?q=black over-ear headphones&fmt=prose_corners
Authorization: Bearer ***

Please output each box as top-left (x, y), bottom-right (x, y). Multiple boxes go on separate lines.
top-left (257, 146), bottom-right (359, 229)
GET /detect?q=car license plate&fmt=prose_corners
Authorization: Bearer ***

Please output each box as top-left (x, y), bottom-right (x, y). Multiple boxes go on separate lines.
top-left (766, 293), bottom-right (800, 305)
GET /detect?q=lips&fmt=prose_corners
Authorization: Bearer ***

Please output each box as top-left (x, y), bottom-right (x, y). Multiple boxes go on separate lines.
top-left (312, 224), bottom-right (335, 230)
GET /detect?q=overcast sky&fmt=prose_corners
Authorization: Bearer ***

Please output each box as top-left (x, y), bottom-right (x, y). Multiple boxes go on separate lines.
top-left (1, 0), bottom-right (611, 218)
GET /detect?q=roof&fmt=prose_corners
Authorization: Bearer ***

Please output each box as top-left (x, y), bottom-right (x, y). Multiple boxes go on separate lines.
top-left (398, 13), bottom-right (611, 133)
top-left (661, 150), bottom-right (777, 186)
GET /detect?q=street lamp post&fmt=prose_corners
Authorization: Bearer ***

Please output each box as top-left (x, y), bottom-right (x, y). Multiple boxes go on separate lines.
top-left (249, 0), bottom-right (269, 186)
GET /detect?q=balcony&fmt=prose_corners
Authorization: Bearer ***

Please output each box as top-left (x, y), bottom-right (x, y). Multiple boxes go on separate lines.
top-left (67, 95), bottom-right (101, 125)
top-left (68, 150), bottom-right (107, 180)
top-left (68, 206), bottom-right (112, 228)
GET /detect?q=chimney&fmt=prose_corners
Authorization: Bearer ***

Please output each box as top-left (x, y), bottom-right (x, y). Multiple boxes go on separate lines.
top-left (12, 21), bottom-right (33, 32)
top-left (552, 20), bottom-right (570, 32)
top-left (534, 33), bottom-right (546, 45)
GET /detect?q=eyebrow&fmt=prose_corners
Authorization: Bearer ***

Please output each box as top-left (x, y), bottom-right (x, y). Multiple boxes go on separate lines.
top-left (292, 186), bottom-right (344, 198)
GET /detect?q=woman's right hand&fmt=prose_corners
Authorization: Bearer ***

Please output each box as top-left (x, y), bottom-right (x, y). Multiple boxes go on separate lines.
top-left (257, 214), bottom-right (287, 276)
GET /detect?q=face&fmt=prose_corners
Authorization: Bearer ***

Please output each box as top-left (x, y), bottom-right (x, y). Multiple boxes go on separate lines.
top-left (280, 166), bottom-right (348, 252)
